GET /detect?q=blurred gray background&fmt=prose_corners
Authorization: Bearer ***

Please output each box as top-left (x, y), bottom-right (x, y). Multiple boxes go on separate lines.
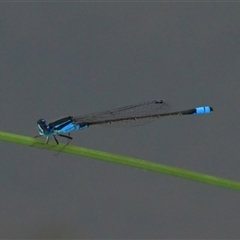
top-left (1, 2), bottom-right (240, 239)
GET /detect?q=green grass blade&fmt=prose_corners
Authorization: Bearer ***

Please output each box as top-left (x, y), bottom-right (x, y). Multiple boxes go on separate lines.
top-left (0, 131), bottom-right (240, 191)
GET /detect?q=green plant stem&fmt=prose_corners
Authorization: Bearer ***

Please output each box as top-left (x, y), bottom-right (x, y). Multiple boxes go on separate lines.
top-left (0, 131), bottom-right (240, 191)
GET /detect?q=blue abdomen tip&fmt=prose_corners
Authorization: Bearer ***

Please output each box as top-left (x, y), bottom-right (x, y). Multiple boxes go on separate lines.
top-left (195, 106), bottom-right (213, 114)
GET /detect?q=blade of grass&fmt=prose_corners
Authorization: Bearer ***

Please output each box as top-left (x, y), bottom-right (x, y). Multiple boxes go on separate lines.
top-left (0, 131), bottom-right (240, 191)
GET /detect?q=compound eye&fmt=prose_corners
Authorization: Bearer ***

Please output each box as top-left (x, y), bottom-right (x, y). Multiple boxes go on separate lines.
top-left (37, 119), bottom-right (46, 124)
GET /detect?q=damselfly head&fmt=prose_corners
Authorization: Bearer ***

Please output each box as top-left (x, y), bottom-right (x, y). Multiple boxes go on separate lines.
top-left (37, 119), bottom-right (52, 135)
